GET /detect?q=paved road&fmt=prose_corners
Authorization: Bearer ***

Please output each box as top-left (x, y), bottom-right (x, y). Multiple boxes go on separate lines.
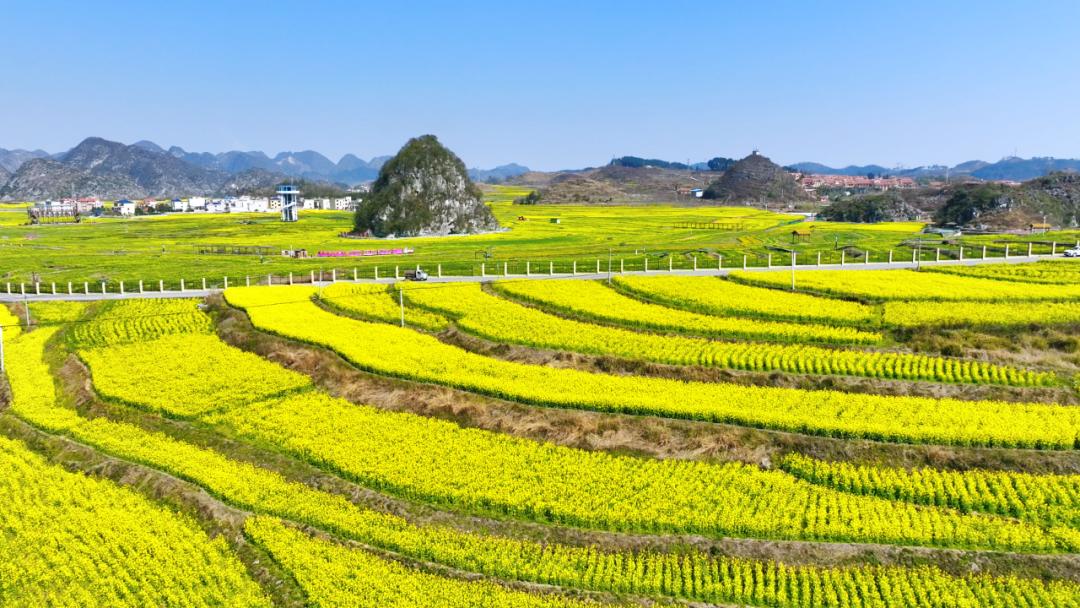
top-left (0, 254), bottom-right (1070, 302)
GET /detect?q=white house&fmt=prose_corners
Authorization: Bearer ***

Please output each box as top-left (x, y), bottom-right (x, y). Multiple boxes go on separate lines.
top-left (301, 197), bottom-right (332, 210)
top-left (230, 196), bottom-right (270, 213)
top-left (117, 200), bottom-right (137, 216)
top-left (172, 196), bottom-right (207, 211)
top-left (205, 199), bottom-right (228, 213)
top-left (332, 196), bottom-right (356, 210)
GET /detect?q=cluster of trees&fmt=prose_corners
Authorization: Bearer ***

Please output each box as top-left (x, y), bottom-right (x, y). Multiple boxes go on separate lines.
top-left (513, 191), bottom-right (542, 205)
top-left (608, 156), bottom-right (736, 171)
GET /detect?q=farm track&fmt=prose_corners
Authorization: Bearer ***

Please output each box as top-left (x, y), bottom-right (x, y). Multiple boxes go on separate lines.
top-left (3, 324), bottom-right (1080, 586)
top-left (211, 296), bottom-right (1080, 475)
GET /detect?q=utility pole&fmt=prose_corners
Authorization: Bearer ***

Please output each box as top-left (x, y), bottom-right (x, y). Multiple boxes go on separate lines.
top-left (22, 294), bottom-right (31, 328)
top-left (607, 248), bottom-right (612, 284)
top-left (398, 288), bottom-right (405, 328)
top-left (0, 324), bottom-right (5, 372)
top-left (916, 237), bottom-right (923, 271)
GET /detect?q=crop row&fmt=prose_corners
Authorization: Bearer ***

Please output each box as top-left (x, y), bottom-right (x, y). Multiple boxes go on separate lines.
top-left (402, 283), bottom-right (1051, 386)
top-left (0, 402), bottom-right (265, 607)
top-left (883, 300), bottom-right (1080, 328)
top-left (80, 333), bottom-right (311, 418)
top-left (71, 313), bottom-right (1062, 552)
top-left (320, 282), bottom-right (449, 331)
top-left (245, 517), bottom-right (599, 608)
top-left (492, 279), bottom-right (882, 345)
top-left (226, 287), bottom-right (1080, 448)
top-left (68, 298), bottom-right (212, 347)
top-left (6, 321), bottom-right (1079, 607)
top-left (208, 389), bottom-right (1074, 551)
top-left (248, 516), bottom-right (1080, 608)
top-left (780, 453), bottom-right (1080, 526)
top-left (610, 275), bottom-right (876, 324)
top-left (925, 260), bottom-right (1080, 285)
top-left (729, 269), bottom-right (1080, 302)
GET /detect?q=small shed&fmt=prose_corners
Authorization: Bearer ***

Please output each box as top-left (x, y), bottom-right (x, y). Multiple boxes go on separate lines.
top-left (1029, 222), bottom-right (1052, 234)
top-left (550, 218), bottom-right (561, 224)
top-left (791, 228), bottom-right (812, 243)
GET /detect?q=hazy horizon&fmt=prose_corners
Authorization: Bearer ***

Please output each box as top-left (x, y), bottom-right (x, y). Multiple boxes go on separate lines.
top-left (5, 0), bottom-right (1080, 171)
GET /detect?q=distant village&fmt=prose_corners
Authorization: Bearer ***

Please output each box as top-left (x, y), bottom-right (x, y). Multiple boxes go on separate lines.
top-left (26, 193), bottom-right (362, 221)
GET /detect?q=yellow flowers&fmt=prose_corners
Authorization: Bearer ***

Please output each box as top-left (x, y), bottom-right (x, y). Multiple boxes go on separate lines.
top-left (0, 436), bottom-right (267, 608)
top-left (320, 281), bottom-right (449, 331)
top-left (211, 390), bottom-right (1073, 552)
top-left (403, 282), bottom-right (1052, 386)
top-left (611, 274), bottom-right (877, 324)
top-left (245, 517), bottom-right (603, 608)
top-left (226, 286), bottom-right (1080, 449)
top-left (247, 516), bottom-right (1080, 608)
top-left (884, 300), bottom-right (1080, 327)
top-left (79, 334), bottom-right (312, 418)
top-left (7, 297), bottom-right (1080, 607)
top-left (69, 298), bottom-right (211, 347)
top-left (494, 278), bottom-right (882, 344)
top-left (925, 259), bottom-right (1080, 285)
top-left (730, 268), bottom-right (1080, 301)
top-left (781, 453), bottom-right (1080, 527)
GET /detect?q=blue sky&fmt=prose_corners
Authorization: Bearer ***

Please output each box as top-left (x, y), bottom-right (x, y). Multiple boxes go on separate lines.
top-left (4, 0), bottom-right (1080, 170)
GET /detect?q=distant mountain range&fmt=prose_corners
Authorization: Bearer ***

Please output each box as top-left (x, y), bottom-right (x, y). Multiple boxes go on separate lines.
top-left (0, 137), bottom-right (531, 200)
top-left (0, 137), bottom-right (288, 200)
top-left (4, 137), bottom-right (1078, 201)
top-left (786, 157), bottom-right (1080, 181)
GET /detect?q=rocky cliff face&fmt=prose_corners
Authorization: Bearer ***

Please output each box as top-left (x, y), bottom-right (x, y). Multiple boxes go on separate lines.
top-left (354, 135), bottom-right (499, 236)
top-left (704, 152), bottom-right (811, 203)
top-left (935, 173), bottom-right (1080, 229)
top-left (0, 158), bottom-right (145, 200)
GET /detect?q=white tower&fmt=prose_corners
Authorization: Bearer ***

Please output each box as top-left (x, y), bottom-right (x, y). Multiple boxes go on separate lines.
top-left (278, 184), bottom-right (300, 222)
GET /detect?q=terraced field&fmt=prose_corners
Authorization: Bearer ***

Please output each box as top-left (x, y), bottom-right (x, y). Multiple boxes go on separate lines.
top-left (226, 286), bottom-right (1079, 448)
top-left (402, 281), bottom-right (1051, 386)
top-left (924, 259), bottom-right (1080, 285)
top-left (730, 268), bottom-right (1080, 302)
top-left (3, 262), bottom-right (1080, 607)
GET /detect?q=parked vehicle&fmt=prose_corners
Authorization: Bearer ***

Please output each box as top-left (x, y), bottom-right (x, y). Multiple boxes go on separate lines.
top-left (404, 269), bottom-right (429, 281)
top-left (1063, 246), bottom-right (1080, 258)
